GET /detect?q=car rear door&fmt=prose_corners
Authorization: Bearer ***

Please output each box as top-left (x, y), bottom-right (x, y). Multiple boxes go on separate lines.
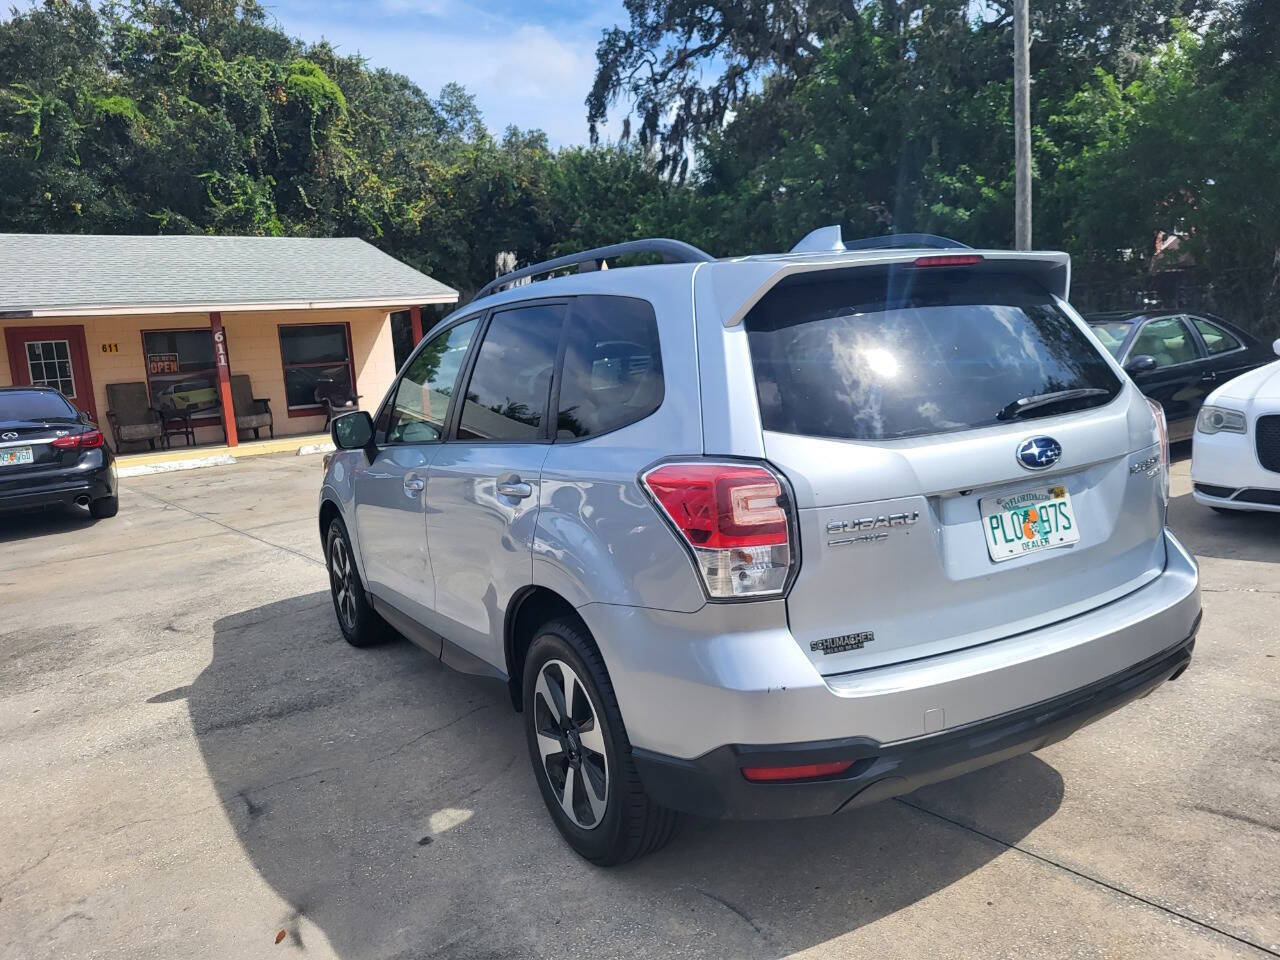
top-left (1188, 315), bottom-right (1260, 388)
top-left (425, 300), bottom-right (565, 671)
top-left (352, 317), bottom-right (480, 623)
top-left (1125, 315), bottom-right (1209, 438)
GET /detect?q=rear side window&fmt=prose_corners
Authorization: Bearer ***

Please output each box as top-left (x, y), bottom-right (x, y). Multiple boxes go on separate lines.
top-left (556, 296), bottom-right (663, 440)
top-left (1192, 317), bottom-right (1242, 355)
top-left (457, 303), bottom-right (564, 441)
top-left (745, 269), bottom-right (1122, 441)
top-left (0, 390), bottom-right (77, 421)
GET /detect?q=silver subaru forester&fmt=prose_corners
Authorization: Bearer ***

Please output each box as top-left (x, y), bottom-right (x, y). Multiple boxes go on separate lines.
top-left (319, 228), bottom-right (1201, 865)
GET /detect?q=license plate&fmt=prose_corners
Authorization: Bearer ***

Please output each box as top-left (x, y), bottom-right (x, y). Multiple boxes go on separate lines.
top-left (0, 446), bottom-right (33, 466)
top-left (980, 484), bottom-right (1080, 562)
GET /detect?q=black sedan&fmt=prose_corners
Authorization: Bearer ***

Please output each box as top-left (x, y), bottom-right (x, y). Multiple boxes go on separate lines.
top-left (1085, 310), bottom-right (1279, 441)
top-left (0, 386), bottom-right (118, 519)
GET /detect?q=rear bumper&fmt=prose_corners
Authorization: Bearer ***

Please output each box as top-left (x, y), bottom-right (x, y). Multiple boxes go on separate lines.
top-left (633, 628), bottom-right (1196, 819)
top-left (0, 459), bottom-right (116, 512)
top-left (579, 528), bottom-right (1201, 815)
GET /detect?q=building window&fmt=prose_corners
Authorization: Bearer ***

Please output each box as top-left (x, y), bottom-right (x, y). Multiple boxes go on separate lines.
top-left (26, 339), bottom-right (77, 398)
top-left (142, 329), bottom-right (221, 417)
top-left (279, 324), bottom-right (355, 413)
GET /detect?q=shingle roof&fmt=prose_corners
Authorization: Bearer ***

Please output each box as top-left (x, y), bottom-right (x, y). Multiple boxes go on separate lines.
top-left (0, 234), bottom-right (458, 315)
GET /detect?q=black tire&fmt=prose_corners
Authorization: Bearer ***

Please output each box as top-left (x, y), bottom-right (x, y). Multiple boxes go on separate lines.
top-left (88, 496), bottom-right (118, 519)
top-left (325, 518), bottom-right (391, 647)
top-left (522, 618), bottom-right (677, 865)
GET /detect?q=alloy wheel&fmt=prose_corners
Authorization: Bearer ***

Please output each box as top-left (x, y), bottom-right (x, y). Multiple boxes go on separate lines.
top-left (533, 658), bottom-right (609, 829)
top-left (329, 534), bottom-right (357, 630)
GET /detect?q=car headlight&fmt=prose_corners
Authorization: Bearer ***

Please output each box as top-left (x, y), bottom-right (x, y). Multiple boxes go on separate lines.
top-left (1196, 405), bottom-right (1247, 435)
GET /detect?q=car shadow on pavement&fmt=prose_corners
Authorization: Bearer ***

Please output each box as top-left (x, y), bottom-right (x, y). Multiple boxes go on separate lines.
top-left (192, 593), bottom-right (1065, 959)
top-left (0, 505), bottom-right (97, 543)
top-left (1167, 490), bottom-right (1280, 564)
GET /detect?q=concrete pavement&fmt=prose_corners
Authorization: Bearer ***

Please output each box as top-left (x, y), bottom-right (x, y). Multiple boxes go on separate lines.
top-left (2, 451), bottom-right (1277, 959)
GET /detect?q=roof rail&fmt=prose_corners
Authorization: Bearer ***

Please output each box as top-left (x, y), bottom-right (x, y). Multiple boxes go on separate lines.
top-left (473, 238), bottom-right (714, 302)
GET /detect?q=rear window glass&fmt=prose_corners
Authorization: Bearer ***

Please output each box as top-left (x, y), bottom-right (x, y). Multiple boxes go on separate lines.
top-left (1192, 317), bottom-right (1242, 355)
top-left (0, 390), bottom-right (77, 421)
top-left (556, 296), bottom-right (663, 440)
top-left (745, 269), bottom-right (1122, 441)
top-left (457, 303), bottom-right (563, 441)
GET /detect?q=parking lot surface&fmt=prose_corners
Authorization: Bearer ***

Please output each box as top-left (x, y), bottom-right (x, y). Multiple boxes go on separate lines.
top-left (2, 451), bottom-right (1278, 960)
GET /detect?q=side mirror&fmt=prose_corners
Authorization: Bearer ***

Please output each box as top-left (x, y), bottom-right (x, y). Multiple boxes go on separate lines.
top-left (1273, 338), bottom-right (1280, 358)
top-left (1124, 354), bottom-right (1158, 375)
top-left (331, 410), bottom-right (374, 454)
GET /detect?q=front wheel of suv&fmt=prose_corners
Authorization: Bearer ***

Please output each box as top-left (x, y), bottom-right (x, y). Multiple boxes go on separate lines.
top-left (522, 619), bottom-right (677, 865)
top-left (325, 518), bottom-right (391, 647)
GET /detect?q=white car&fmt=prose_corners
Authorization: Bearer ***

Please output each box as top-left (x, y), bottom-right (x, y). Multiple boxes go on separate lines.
top-left (1191, 341), bottom-right (1280, 513)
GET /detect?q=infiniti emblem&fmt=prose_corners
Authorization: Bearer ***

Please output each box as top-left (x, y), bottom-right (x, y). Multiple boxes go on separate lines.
top-left (1016, 436), bottom-right (1062, 470)
top-left (1, 432), bottom-right (17, 441)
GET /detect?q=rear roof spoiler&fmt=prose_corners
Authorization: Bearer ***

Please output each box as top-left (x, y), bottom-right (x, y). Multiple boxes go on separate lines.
top-left (711, 250), bottom-right (1072, 327)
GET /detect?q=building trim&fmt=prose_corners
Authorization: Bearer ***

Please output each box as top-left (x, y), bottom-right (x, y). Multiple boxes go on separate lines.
top-left (0, 295), bottom-right (458, 319)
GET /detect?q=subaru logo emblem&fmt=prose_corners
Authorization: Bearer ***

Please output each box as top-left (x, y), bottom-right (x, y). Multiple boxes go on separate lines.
top-left (1, 432), bottom-right (16, 441)
top-left (1016, 436), bottom-right (1062, 470)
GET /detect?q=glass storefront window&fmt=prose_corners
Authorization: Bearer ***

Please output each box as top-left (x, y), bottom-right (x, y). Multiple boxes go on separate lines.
top-left (143, 329), bottom-right (222, 417)
top-left (279, 324), bottom-right (355, 411)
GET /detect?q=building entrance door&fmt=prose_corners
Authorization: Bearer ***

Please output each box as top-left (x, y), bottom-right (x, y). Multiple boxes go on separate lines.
top-left (4, 325), bottom-right (98, 421)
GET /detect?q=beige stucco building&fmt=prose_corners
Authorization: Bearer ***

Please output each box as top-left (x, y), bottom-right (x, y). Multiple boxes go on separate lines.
top-left (0, 234), bottom-right (457, 448)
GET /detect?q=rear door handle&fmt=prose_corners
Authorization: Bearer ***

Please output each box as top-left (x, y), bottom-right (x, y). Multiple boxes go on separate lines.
top-left (496, 480), bottom-right (533, 499)
top-left (403, 474), bottom-right (425, 493)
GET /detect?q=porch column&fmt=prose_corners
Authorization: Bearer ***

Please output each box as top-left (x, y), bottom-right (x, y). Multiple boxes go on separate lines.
top-left (410, 304), bottom-right (424, 345)
top-left (210, 311), bottom-right (237, 448)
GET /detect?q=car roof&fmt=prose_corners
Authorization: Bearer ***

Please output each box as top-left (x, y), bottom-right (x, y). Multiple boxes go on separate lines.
top-left (1084, 311), bottom-right (1145, 323)
top-left (0, 385), bottom-right (65, 393)
top-left (1085, 309), bottom-right (1228, 324)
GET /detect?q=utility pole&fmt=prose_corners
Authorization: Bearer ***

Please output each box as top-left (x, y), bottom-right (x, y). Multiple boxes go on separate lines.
top-left (1013, 0), bottom-right (1032, 250)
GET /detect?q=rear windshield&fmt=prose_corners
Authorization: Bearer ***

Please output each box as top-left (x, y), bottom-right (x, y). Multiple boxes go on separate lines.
top-left (744, 268), bottom-right (1122, 441)
top-left (0, 390), bottom-right (77, 422)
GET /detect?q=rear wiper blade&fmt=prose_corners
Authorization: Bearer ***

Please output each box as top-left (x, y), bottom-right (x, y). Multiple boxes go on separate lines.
top-left (996, 388), bottom-right (1111, 421)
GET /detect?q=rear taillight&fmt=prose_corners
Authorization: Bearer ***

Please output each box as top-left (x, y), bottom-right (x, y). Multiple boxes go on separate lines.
top-left (742, 761), bottom-right (854, 783)
top-left (1146, 398), bottom-right (1170, 507)
top-left (51, 429), bottom-right (104, 450)
top-left (640, 461), bottom-right (796, 599)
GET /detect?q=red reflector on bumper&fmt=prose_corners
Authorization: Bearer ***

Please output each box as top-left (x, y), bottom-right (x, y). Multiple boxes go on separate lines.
top-left (741, 760), bottom-right (854, 783)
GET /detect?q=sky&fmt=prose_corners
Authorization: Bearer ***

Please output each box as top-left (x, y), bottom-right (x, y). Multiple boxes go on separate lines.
top-left (259, 0), bottom-right (628, 146)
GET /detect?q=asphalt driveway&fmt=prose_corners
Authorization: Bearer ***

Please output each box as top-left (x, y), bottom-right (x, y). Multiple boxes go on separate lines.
top-left (2, 451), bottom-right (1278, 959)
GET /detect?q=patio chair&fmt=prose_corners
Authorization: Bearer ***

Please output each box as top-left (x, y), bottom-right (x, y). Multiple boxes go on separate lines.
top-left (313, 378), bottom-right (361, 427)
top-left (230, 375), bottom-right (273, 440)
top-left (105, 382), bottom-right (164, 452)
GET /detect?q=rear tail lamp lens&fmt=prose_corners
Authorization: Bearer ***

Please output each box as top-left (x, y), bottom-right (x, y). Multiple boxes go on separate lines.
top-left (1146, 398), bottom-right (1170, 507)
top-left (640, 461), bottom-right (795, 599)
top-left (51, 429), bottom-right (104, 450)
top-left (742, 761), bottom-right (854, 783)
